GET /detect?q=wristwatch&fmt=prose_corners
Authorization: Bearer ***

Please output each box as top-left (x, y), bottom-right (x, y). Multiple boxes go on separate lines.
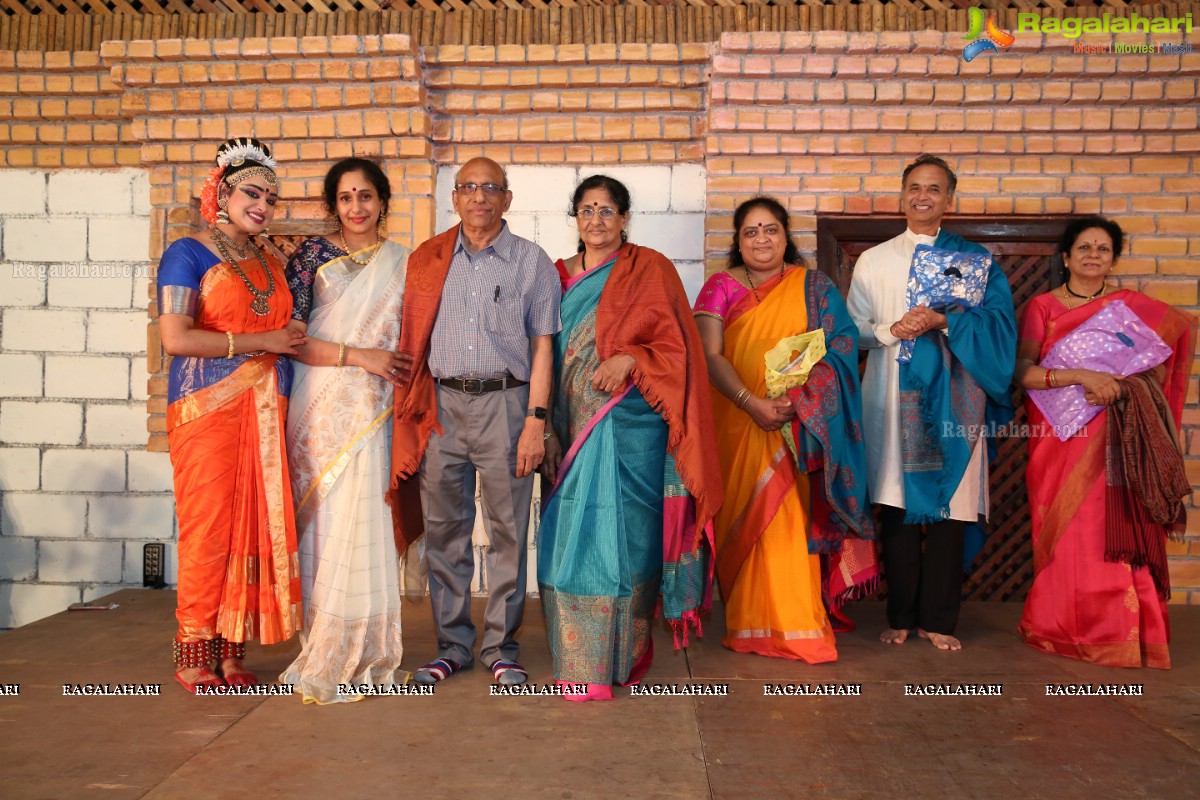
top-left (526, 406), bottom-right (547, 420)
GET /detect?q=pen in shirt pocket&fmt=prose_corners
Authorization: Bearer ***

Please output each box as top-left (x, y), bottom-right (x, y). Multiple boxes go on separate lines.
top-left (493, 285), bottom-right (500, 303)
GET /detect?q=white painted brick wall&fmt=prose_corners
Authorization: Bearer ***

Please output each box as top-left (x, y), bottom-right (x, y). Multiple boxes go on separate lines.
top-left (590, 165), bottom-right (673, 212)
top-left (82, 584), bottom-right (133, 603)
top-left (0, 401), bottom-right (83, 445)
top-left (85, 404), bottom-right (146, 446)
top-left (1, 309), bottom-right (87, 352)
top-left (132, 273), bottom-right (152, 312)
top-left (674, 261), bottom-right (706, 304)
top-left (89, 496), bottom-right (176, 539)
top-left (436, 163), bottom-right (708, 303)
top-left (130, 357), bottom-right (151, 402)
top-left (41, 449), bottom-right (126, 492)
top-left (127, 450), bottom-right (174, 493)
top-left (633, 213), bottom-right (706, 264)
top-left (0, 446), bottom-right (40, 490)
top-left (48, 171), bottom-right (135, 215)
top-left (2, 493), bottom-right (88, 538)
top-left (47, 269), bottom-right (136, 309)
top-left (4, 219), bottom-right (88, 262)
top-left (87, 311), bottom-right (148, 354)
top-left (38, 540), bottom-right (123, 584)
top-left (0, 168), bottom-right (163, 630)
top-left (0, 264), bottom-right (48, 306)
top-left (45, 356), bottom-right (130, 400)
top-left (88, 218), bottom-right (152, 263)
top-left (0, 171), bottom-right (47, 215)
top-left (131, 172), bottom-right (151, 216)
top-left (0, 584), bottom-right (82, 628)
top-left (0, 537), bottom-right (37, 580)
top-left (669, 164), bottom-right (707, 213)
top-left (0, 353), bottom-right (43, 398)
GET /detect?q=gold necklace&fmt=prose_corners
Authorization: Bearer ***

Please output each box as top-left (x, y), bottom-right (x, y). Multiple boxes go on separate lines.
top-left (1061, 281), bottom-right (1106, 311)
top-left (210, 227), bottom-right (275, 316)
top-left (743, 263), bottom-right (785, 303)
top-left (212, 226), bottom-right (251, 259)
top-left (339, 232), bottom-right (382, 266)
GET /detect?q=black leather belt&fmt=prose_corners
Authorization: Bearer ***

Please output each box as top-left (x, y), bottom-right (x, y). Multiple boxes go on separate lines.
top-left (437, 376), bottom-right (528, 394)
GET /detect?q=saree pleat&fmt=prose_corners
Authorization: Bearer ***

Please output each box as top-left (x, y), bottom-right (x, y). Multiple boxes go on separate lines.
top-left (1018, 290), bottom-right (1195, 669)
top-left (169, 252), bottom-right (301, 645)
top-left (712, 270), bottom-right (837, 663)
top-left (280, 239), bottom-right (410, 703)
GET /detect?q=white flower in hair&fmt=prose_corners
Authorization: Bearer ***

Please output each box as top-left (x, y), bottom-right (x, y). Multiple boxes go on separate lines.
top-left (217, 138), bottom-right (277, 171)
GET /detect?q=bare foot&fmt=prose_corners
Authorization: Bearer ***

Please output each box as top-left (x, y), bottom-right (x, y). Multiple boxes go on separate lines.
top-left (918, 629), bottom-right (962, 651)
top-left (880, 628), bottom-right (911, 645)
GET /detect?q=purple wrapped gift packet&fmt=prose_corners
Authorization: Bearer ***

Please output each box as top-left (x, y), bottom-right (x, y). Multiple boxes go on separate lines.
top-left (1028, 298), bottom-right (1174, 442)
top-left (897, 245), bottom-right (992, 364)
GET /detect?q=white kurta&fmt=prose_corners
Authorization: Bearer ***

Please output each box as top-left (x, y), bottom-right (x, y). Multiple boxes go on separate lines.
top-left (846, 229), bottom-right (988, 522)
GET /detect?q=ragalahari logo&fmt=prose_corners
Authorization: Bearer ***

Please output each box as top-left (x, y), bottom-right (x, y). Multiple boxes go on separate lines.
top-left (962, 7), bottom-right (1015, 61)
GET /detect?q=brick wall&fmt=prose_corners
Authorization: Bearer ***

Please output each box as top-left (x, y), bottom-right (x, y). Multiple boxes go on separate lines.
top-left (0, 50), bottom-right (135, 169)
top-left (0, 167), bottom-right (175, 627)
top-left (1, 30), bottom-right (1198, 626)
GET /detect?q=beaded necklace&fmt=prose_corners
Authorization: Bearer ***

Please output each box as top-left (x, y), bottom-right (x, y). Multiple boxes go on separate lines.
top-left (743, 263), bottom-right (785, 303)
top-left (210, 227), bottom-right (275, 316)
top-left (339, 231), bottom-right (383, 267)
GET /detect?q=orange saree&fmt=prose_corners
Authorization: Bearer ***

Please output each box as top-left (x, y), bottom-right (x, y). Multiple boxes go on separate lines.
top-left (699, 268), bottom-right (839, 662)
top-left (161, 238), bottom-right (302, 645)
top-left (1018, 289), bottom-right (1195, 669)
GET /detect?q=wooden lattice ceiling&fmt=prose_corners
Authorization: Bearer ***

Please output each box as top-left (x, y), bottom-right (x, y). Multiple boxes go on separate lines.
top-left (2, 0), bottom-right (1188, 17)
top-left (2, 1), bottom-right (1195, 50)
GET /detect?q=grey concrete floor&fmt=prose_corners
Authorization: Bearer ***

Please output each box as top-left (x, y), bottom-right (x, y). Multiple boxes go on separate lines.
top-left (0, 589), bottom-right (1197, 800)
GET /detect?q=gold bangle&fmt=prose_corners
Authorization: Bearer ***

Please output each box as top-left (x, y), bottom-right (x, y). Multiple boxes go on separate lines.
top-left (336, 342), bottom-right (346, 368)
top-left (226, 331), bottom-right (235, 360)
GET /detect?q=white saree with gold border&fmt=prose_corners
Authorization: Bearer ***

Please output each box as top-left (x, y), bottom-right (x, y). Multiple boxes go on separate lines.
top-left (280, 239), bottom-right (410, 703)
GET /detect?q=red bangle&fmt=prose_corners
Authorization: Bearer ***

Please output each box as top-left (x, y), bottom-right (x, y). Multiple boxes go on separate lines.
top-left (1043, 369), bottom-right (1052, 388)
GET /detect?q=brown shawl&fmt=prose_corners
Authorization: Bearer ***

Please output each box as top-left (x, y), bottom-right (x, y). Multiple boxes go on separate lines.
top-left (1104, 372), bottom-right (1190, 598)
top-left (385, 224), bottom-right (461, 554)
top-left (595, 243), bottom-right (724, 532)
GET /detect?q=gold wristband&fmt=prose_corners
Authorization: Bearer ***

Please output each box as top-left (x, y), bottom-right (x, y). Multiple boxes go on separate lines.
top-left (336, 342), bottom-right (346, 368)
top-left (226, 331), bottom-right (235, 360)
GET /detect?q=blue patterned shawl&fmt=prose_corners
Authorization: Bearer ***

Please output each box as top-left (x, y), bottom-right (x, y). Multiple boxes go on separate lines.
top-left (897, 231), bottom-right (1016, 524)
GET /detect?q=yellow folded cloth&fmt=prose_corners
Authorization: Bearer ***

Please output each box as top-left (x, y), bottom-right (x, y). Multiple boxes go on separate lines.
top-left (764, 330), bottom-right (826, 399)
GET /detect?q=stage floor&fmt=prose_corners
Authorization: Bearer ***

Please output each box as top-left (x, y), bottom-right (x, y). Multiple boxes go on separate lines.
top-left (1, 590), bottom-right (1197, 800)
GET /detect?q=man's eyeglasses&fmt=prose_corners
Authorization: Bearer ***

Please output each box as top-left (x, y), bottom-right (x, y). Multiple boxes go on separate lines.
top-left (455, 183), bottom-right (508, 196)
top-left (740, 224), bottom-right (782, 240)
top-left (573, 207), bottom-right (619, 221)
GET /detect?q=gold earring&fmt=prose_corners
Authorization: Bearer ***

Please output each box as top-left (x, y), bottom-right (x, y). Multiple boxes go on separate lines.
top-left (378, 210), bottom-right (387, 236)
top-left (216, 197), bottom-right (230, 224)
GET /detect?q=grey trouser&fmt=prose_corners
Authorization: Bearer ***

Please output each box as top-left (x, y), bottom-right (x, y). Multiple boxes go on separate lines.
top-left (420, 383), bottom-right (533, 668)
